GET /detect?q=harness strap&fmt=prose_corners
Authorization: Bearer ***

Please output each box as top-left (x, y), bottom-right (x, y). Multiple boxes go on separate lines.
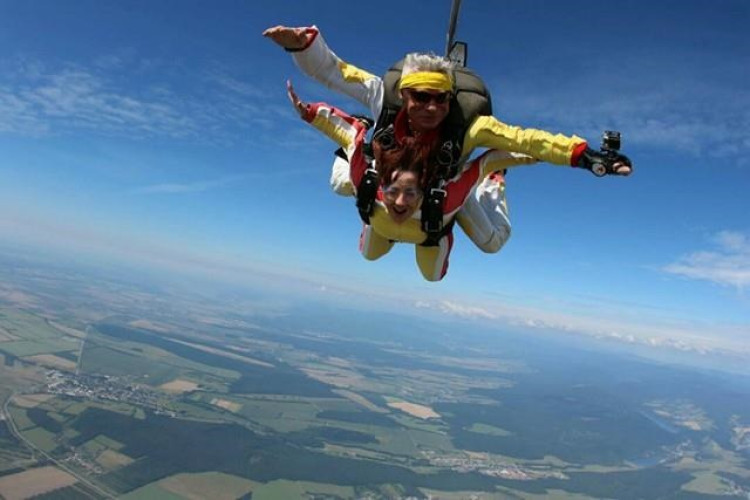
top-left (353, 154), bottom-right (454, 246)
top-left (419, 185), bottom-right (454, 247)
top-left (421, 186), bottom-right (446, 233)
top-left (353, 140), bottom-right (378, 224)
top-left (355, 167), bottom-right (379, 224)
top-left (421, 219), bottom-right (456, 247)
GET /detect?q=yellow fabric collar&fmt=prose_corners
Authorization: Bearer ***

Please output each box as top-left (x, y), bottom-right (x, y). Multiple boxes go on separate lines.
top-left (399, 71), bottom-right (453, 92)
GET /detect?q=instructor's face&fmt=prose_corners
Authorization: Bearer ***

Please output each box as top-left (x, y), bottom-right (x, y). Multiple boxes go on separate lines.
top-left (401, 89), bottom-right (451, 132)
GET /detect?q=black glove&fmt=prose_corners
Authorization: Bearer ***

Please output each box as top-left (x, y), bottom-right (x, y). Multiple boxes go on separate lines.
top-left (578, 147), bottom-right (632, 177)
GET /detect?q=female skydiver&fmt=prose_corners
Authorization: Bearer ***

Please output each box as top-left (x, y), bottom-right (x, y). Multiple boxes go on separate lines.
top-left (263, 25), bottom-right (632, 259)
top-left (288, 79), bottom-right (537, 281)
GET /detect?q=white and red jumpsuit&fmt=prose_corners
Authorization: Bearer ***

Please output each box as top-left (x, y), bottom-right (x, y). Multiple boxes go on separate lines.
top-left (300, 101), bottom-right (536, 281)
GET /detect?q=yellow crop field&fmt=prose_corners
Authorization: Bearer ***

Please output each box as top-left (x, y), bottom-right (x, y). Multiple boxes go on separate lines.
top-left (0, 466), bottom-right (77, 500)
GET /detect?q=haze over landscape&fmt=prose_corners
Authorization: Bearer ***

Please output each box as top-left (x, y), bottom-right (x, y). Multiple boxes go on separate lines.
top-left (1, 243), bottom-right (749, 499)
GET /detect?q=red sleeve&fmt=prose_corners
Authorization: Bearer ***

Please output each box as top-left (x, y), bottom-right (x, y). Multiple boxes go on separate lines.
top-left (300, 103), bottom-right (317, 123)
top-left (443, 162), bottom-right (482, 213)
top-left (570, 142), bottom-right (589, 167)
top-left (302, 102), bottom-right (370, 187)
top-left (304, 102), bottom-right (365, 130)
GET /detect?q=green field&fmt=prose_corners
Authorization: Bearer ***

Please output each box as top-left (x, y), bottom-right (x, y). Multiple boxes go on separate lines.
top-left (80, 344), bottom-right (183, 384)
top-left (79, 436), bottom-right (109, 457)
top-left (466, 422), bottom-right (513, 437)
top-left (60, 401), bottom-right (90, 416)
top-left (235, 396), bottom-right (323, 431)
top-left (0, 308), bottom-right (80, 363)
top-left (0, 308), bottom-right (63, 340)
top-left (0, 339), bottom-right (78, 357)
top-left (121, 472), bottom-right (259, 500)
top-left (8, 406), bottom-right (34, 431)
top-left (0, 425), bottom-right (32, 473)
top-left (80, 332), bottom-right (240, 387)
top-left (118, 483), bottom-right (185, 500)
top-left (22, 426), bottom-right (58, 453)
top-left (251, 479), bottom-right (355, 500)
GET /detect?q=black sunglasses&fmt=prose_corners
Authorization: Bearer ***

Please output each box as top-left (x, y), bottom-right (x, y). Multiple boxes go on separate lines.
top-left (407, 90), bottom-right (452, 105)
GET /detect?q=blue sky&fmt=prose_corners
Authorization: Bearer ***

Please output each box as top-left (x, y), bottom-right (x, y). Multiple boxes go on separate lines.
top-left (0, 1), bottom-right (748, 359)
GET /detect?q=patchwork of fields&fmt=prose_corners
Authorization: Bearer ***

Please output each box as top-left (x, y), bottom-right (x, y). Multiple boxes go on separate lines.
top-left (1, 269), bottom-right (749, 499)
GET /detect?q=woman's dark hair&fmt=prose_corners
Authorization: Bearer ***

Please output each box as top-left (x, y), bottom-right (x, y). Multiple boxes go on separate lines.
top-left (371, 136), bottom-right (440, 191)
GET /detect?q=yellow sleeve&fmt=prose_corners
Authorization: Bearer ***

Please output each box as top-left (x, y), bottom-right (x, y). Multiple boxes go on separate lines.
top-left (292, 28), bottom-right (384, 119)
top-left (463, 115), bottom-right (585, 166)
top-left (477, 151), bottom-right (538, 177)
top-left (306, 104), bottom-right (360, 150)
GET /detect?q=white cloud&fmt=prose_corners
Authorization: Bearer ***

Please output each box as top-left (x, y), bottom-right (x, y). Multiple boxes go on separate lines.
top-left (0, 58), bottom-right (277, 144)
top-left (416, 300), bottom-right (497, 320)
top-left (0, 85), bottom-right (49, 135)
top-left (494, 50), bottom-right (750, 160)
top-left (131, 165), bottom-right (318, 196)
top-left (206, 70), bottom-right (268, 99)
top-left (0, 66), bottom-right (198, 139)
top-left (132, 176), bottom-right (243, 195)
top-left (663, 231), bottom-right (750, 290)
top-left (411, 294), bottom-right (749, 360)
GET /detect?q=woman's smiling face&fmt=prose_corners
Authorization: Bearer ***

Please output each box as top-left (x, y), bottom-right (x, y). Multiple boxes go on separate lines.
top-left (382, 171), bottom-right (423, 224)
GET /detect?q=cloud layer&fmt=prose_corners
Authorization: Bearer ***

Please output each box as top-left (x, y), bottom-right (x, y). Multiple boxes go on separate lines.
top-left (132, 175), bottom-right (245, 195)
top-left (0, 58), bottom-right (280, 144)
top-left (495, 49), bottom-right (750, 160)
top-left (412, 295), bottom-right (749, 361)
top-left (663, 231), bottom-right (750, 290)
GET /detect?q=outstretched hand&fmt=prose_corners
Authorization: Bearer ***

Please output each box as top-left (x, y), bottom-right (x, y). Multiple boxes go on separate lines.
top-left (612, 162), bottom-right (632, 176)
top-left (287, 80), bottom-right (307, 118)
top-left (579, 148), bottom-right (633, 177)
top-left (263, 26), bottom-right (312, 50)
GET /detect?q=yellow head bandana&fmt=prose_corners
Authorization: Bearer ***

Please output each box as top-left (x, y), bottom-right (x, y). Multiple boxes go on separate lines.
top-left (399, 71), bottom-right (454, 92)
